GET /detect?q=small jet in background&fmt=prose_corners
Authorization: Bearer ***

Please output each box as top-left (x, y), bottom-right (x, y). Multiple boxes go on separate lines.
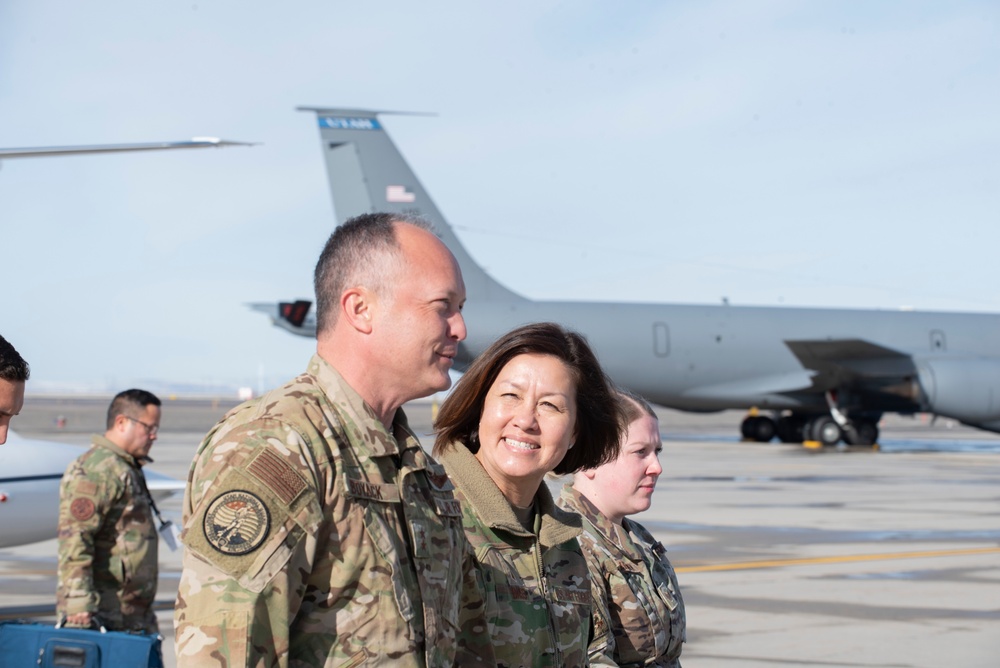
top-left (0, 133), bottom-right (247, 547)
top-left (0, 431), bottom-right (183, 548)
top-left (252, 107), bottom-right (1000, 448)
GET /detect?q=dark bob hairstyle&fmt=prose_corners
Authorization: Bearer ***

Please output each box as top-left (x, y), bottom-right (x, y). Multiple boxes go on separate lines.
top-left (433, 322), bottom-right (625, 475)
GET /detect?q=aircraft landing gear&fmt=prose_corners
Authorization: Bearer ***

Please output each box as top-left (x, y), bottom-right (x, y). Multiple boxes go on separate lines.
top-left (741, 411), bottom-right (880, 446)
top-left (817, 391), bottom-right (882, 447)
top-left (842, 418), bottom-right (879, 446)
top-left (776, 415), bottom-right (808, 443)
top-left (807, 415), bottom-right (842, 446)
top-left (740, 413), bottom-right (881, 447)
top-left (740, 415), bottom-right (777, 442)
top-left (801, 413), bottom-right (881, 447)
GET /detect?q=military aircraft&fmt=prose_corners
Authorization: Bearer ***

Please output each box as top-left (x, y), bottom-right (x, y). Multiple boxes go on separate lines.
top-left (0, 431), bottom-right (183, 548)
top-left (252, 107), bottom-right (1000, 447)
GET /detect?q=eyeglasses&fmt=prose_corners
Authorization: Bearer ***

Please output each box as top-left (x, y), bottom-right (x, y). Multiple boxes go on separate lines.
top-left (125, 416), bottom-right (159, 437)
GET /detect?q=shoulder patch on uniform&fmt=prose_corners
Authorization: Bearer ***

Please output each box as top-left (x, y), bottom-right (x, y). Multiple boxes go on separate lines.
top-left (246, 448), bottom-right (306, 505)
top-left (70, 498), bottom-right (95, 521)
top-left (203, 490), bottom-right (271, 555)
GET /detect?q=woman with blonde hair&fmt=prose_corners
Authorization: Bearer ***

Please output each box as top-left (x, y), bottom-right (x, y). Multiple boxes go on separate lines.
top-left (559, 388), bottom-right (686, 667)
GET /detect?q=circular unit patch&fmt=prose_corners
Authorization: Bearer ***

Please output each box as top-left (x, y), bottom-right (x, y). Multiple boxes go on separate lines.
top-left (70, 498), bottom-right (95, 521)
top-left (203, 490), bottom-right (270, 555)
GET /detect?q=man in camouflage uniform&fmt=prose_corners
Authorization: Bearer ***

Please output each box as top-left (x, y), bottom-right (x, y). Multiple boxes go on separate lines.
top-left (57, 388), bottom-right (162, 633)
top-left (174, 213), bottom-right (495, 667)
top-left (0, 334), bottom-right (29, 445)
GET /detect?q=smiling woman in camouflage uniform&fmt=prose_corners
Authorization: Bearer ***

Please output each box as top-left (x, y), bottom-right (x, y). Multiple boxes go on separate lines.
top-left (434, 323), bottom-right (625, 668)
top-left (559, 389), bottom-right (686, 667)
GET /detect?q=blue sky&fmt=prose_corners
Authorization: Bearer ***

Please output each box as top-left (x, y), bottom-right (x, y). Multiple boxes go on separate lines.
top-left (2, 1), bottom-right (998, 393)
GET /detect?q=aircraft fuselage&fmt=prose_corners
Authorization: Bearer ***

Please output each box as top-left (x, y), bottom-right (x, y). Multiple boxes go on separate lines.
top-left (463, 300), bottom-right (1000, 418)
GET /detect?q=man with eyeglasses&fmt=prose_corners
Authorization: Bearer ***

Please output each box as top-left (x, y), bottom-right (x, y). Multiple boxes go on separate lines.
top-left (57, 388), bottom-right (162, 633)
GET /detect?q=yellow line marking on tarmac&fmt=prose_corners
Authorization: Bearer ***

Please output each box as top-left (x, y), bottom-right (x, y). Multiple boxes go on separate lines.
top-left (676, 546), bottom-right (1000, 573)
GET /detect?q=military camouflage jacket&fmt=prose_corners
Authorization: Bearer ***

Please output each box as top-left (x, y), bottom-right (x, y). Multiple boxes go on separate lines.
top-left (558, 486), bottom-right (686, 668)
top-left (57, 434), bottom-right (159, 633)
top-left (439, 444), bottom-right (591, 668)
top-left (174, 355), bottom-right (494, 668)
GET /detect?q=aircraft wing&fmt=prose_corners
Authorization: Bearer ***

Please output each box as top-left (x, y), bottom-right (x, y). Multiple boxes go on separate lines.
top-left (0, 138), bottom-right (254, 159)
top-left (783, 337), bottom-right (924, 412)
top-left (785, 338), bottom-right (918, 382)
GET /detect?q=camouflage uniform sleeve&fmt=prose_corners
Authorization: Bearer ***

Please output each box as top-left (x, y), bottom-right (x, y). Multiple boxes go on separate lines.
top-left (174, 421), bottom-right (321, 668)
top-left (57, 459), bottom-right (120, 617)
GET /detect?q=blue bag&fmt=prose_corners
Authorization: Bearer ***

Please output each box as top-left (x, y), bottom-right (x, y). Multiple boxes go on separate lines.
top-left (0, 620), bottom-right (163, 668)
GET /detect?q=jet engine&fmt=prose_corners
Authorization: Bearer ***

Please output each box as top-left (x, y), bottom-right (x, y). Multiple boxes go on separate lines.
top-left (916, 357), bottom-right (1000, 424)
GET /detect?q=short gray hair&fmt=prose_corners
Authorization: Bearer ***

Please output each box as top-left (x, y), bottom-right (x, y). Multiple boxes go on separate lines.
top-left (313, 213), bottom-right (433, 334)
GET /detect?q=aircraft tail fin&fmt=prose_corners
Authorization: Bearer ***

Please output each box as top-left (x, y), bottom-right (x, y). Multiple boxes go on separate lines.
top-left (298, 107), bottom-right (524, 303)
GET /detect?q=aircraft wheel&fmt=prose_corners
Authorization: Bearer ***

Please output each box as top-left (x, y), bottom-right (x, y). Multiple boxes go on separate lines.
top-left (740, 416), bottom-right (759, 439)
top-left (741, 416), bottom-right (776, 442)
top-left (751, 416), bottom-right (776, 442)
top-left (777, 416), bottom-right (806, 443)
top-left (809, 416), bottom-right (842, 446)
top-left (844, 419), bottom-right (879, 446)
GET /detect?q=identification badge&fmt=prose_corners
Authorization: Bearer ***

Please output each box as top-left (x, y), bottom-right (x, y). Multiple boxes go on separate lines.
top-left (159, 520), bottom-right (181, 552)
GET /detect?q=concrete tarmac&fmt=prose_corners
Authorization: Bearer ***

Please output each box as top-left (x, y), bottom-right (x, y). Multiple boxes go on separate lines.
top-left (3, 396), bottom-right (998, 667)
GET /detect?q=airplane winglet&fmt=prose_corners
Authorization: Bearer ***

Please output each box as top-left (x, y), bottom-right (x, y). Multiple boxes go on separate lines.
top-left (296, 106), bottom-right (436, 118)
